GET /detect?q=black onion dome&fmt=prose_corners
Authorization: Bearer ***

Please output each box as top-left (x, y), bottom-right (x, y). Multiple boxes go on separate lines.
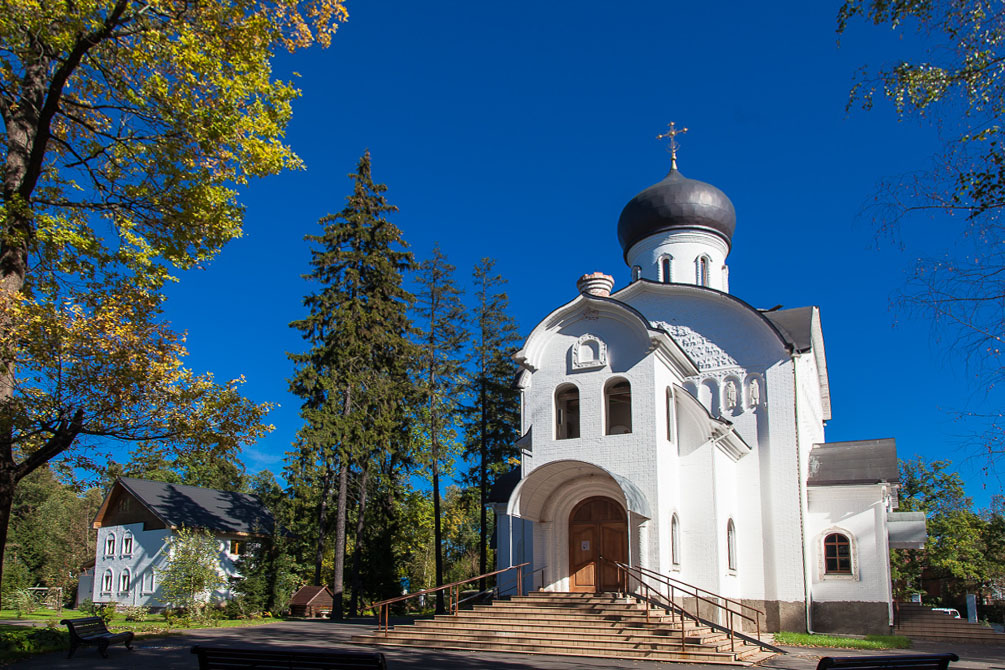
top-left (617, 169), bottom-right (736, 255)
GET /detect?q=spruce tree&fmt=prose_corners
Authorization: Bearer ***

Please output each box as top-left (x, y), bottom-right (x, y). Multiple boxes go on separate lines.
top-left (463, 258), bottom-right (521, 588)
top-left (414, 246), bottom-right (468, 614)
top-left (287, 152), bottom-right (415, 620)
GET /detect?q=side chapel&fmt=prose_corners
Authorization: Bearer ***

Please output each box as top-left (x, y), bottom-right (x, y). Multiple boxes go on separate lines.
top-left (491, 133), bottom-right (926, 634)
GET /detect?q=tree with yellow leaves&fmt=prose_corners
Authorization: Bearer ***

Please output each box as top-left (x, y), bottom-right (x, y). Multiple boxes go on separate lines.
top-left (0, 0), bottom-right (348, 604)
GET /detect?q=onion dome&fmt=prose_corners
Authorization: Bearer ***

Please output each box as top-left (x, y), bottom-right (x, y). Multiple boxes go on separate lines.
top-left (617, 168), bottom-right (736, 255)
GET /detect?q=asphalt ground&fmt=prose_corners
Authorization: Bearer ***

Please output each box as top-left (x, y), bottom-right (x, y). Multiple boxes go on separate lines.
top-left (9, 619), bottom-right (1005, 669)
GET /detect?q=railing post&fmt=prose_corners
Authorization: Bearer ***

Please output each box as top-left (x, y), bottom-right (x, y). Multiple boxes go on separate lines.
top-left (516, 564), bottom-right (523, 597)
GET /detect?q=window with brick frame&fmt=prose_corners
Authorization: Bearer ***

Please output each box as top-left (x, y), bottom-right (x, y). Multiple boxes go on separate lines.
top-left (824, 533), bottom-right (853, 574)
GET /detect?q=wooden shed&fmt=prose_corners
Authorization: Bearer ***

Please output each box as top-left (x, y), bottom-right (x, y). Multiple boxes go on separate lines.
top-left (289, 585), bottom-right (334, 617)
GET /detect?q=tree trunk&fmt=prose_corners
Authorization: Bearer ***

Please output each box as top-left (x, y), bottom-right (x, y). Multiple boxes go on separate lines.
top-left (0, 464), bottom-right (16, 610)
top-left (330, 457), bottom-right (349, 620)
top-left (479, 375), bottom-right (488, 592)
top-left (348, 458), bottom-right (370, 617)
top-left (432, 451), bottom-right (444, 614)
top-left (313, 462), bottom-right (334, 586)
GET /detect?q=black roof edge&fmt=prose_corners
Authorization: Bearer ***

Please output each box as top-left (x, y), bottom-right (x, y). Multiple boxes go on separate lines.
top-left (617, 279), bottom-right (799, 355)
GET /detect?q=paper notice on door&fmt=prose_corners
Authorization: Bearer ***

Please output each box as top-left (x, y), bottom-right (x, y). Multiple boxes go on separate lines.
top-left (581, 540), bottom-right (590, 551)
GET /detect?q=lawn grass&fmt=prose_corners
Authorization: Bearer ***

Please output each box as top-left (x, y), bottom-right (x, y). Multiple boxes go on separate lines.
top-left (0, 610), bottom-right (286, 662)
top-left (773, 631), bottom-right (912, 650)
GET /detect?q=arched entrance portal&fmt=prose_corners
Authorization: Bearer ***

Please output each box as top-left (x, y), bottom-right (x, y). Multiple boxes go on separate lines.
top-left (568, 496), bottom-right (627, 592)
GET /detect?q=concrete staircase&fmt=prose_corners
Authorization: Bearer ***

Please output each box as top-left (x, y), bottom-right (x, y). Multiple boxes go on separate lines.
top-left (350, 591), bottom-right (776, 665)
top-left (894, 603), bottom-right (1005, 643)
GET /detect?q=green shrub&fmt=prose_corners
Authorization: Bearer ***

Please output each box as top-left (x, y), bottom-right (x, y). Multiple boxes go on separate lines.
top-left (97, 601), bottom-right (117, 624)
top-left (78, 598), bottom-right (96, 615)
top-left (7, 589), bottom-right (39, 618)
top-left (0, 627), bottom-right (69, 661)
top-left (118, 604), bottom-right (149, 621)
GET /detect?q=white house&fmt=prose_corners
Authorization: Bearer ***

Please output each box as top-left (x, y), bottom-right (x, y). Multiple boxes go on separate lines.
top-left (490, 159), bottom-right (926, 635)
top-left (91, 477), bottom-right (274, 609)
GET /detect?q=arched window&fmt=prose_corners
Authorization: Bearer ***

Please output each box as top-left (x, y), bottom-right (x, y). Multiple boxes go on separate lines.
top-left (142, 572), bottom-right (156, 593)
top-left (726, 519), bottom-right (737, 571)
top-left (697, 256), bottom-right (710, 287)
top-left (605, 379), bottom-right (632, 435)
top-left (824, 533), bottom-right (852, 574)
top-left (632, 265), bottom-right (642, 281)
top-left (122, 534), bottom-right (133, 556)
top-left (555, 384), bottom-right (581, 439)
top-left (671, 514), bottom-right (681, 567)
top-left (105, 534), bottom-right (116, 556)
top-left (119, 569), bottom-right (130, 592)
top-left (660, 256), bottom-right (672, 283)
top-left (666, 386), bottom-right (675, 442)
top-left (102, 570), bottom-right (113, 592)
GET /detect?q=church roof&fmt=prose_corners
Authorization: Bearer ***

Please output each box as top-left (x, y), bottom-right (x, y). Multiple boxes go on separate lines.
top-left (807, 439), bottom-right (899, 486)
top-left (762, 306), bottom-right (815, 353)
top-left (617, 168), bottom-right (736, 256)
top-left (487, 468), bottom-right (521, 504)
top-left (94, 477), bottom-right (274, 536)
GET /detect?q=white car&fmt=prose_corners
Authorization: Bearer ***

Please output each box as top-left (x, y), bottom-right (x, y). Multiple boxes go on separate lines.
top-left (931, 607), bottom-right (961, 618)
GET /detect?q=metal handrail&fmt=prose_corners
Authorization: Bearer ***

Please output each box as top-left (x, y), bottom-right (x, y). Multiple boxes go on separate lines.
top-left (369, 562), bottom-right (530, 636)
top-left (599, 556), bottom-right (768, 654)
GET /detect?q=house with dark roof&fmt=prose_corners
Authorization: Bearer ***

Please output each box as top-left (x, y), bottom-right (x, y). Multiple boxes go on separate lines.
top-left (90, 477), bottom-right (274, 609)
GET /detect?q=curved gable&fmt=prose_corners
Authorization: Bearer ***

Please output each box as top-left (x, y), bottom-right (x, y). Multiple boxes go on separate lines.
top-left (514, 293), bottom-right (698, 377)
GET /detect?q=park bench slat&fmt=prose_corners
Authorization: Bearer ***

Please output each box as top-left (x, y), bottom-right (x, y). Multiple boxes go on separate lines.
top-left (190, 645), bottom-right (388, 670)
top-left (816, 653), bottom-right (960, 670)
top-left (60, 616), bottom-right (135, 659)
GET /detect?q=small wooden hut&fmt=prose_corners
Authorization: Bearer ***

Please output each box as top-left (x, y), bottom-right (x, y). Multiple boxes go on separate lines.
top-left (289, 585), bottom-right (334, 617)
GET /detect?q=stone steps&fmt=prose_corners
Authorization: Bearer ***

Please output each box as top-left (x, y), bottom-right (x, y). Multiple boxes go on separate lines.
top-left (894, 604), bottom-right (1005, 643)
top-left (350, 591), bottom-right (775, 665)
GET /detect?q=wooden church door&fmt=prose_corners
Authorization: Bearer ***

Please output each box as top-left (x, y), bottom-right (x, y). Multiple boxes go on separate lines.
top-left (568, 496), bottom-right (627, 592)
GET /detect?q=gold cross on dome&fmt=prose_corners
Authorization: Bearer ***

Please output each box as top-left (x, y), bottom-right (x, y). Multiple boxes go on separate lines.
top-left (657, 121), bottom-right (688, 170)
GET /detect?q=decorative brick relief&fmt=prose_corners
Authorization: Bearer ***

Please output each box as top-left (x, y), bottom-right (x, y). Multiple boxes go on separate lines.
top-left (653, 321), bottom-right (738, 371)
top-left (571, 333), bottom-right (607, 370)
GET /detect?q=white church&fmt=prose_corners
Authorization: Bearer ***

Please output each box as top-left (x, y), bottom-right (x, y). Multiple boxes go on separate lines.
top-left (490, 144), bottom-right (926, 635)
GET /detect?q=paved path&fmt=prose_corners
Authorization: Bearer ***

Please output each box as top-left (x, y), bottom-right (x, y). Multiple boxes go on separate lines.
top-left (10, 619), bottom-right (1005, 669)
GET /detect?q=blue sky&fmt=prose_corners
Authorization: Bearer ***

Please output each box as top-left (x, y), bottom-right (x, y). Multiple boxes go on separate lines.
top-left (159, 2), bottom-right (999, 507)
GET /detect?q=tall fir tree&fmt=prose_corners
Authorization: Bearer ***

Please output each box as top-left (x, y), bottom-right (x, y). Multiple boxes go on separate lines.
top-left (414, 246), bottom-right (468, 613)
top-left (287, 152), bottom-right (415, 620)
top-left (463, 258), bottom-right (521, 588)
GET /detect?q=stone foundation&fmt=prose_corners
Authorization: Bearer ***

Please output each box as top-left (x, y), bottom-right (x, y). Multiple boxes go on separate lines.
top-left (742, 600), bottom-right (806, 633)
top-left (811, 601), bottom-right (891, 636)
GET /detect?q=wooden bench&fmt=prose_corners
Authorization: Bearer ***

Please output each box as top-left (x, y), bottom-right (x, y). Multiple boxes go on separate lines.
top-left (191, 645), bottom-right (388, 669)
top-left (816, 654), bottom-right (960, 670)
top-left (60, 616), bottom-right (135, 659)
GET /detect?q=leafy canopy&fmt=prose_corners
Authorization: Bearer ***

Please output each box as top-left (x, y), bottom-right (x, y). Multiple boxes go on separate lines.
top-left (0, 0), bottom-right (348, 474)
top-left (839, 1), bottom-right (1005, 469)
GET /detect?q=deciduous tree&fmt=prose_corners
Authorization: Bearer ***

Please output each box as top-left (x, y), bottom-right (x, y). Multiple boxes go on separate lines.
top-left (159, 527), bottom-right (225, 613)
top-left (839, 1), bottom-right (1005, 469)
top-left (0, 0), bottom-right (347, 604)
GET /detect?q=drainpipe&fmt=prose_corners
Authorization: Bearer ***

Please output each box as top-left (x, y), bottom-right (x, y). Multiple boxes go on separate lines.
top-left (792, 352), bottom-right (817, 634)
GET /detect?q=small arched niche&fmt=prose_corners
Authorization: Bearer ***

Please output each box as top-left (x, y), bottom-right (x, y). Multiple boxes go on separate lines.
top-left (572, 333), bottom-right (607, 371)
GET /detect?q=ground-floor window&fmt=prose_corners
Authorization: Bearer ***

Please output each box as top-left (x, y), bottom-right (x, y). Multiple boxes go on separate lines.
top-left (824, 532), bottom-right (852, 574)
